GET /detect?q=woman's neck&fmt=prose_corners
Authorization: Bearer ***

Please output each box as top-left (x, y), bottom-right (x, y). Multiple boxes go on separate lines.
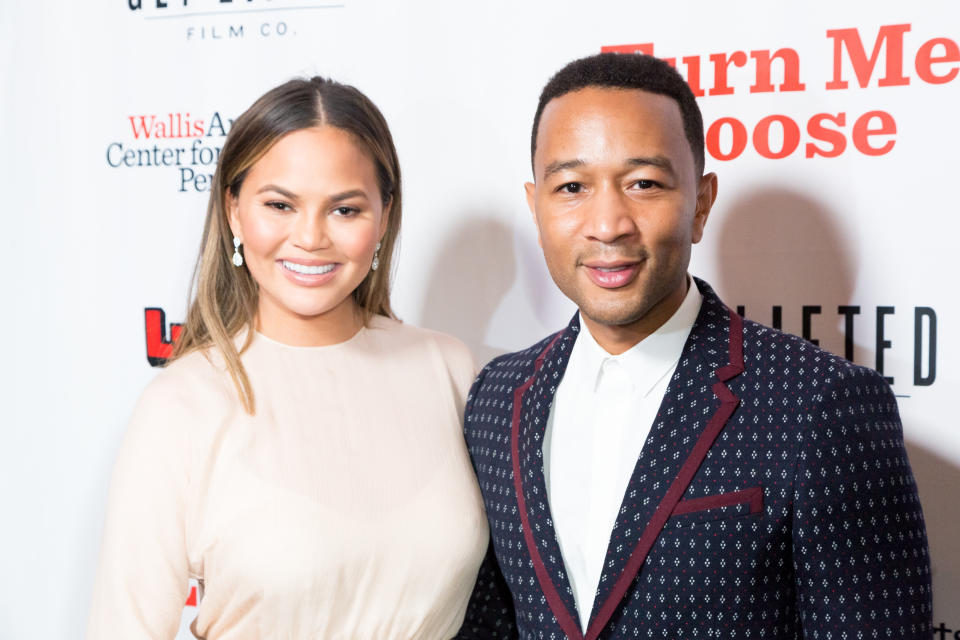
top-left (255, 296), bottom-right (364, 347)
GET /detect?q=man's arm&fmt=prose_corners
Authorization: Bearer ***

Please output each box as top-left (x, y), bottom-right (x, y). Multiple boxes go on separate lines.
top-left (456, 538), bottom-right (518, 639)
top-left (792, 365), bottom-right (933, 638)
top-left (457, 364), bottom-right (519, 639)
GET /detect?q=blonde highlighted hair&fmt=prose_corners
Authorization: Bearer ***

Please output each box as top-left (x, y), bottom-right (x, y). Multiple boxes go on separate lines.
top-left (170, 77), bottom-right (402, 414)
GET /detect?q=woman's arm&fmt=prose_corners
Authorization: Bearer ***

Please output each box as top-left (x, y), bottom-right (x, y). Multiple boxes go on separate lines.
top-left (86, 372), bottom-right (196, 639)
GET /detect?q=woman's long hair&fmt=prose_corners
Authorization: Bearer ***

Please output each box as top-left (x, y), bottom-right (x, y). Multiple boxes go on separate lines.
top-left (169, 77), bottom-right (402, 414)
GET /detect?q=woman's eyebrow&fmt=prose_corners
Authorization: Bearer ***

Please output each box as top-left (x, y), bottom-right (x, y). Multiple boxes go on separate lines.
top-left (256, 184), bottom-right (299, 200)
top-left (328, 189), bottom-right (368, 204)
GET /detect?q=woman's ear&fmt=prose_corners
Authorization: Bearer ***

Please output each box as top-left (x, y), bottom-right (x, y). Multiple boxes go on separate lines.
top-left (379, 195), bottom-right (393, 240)
top-left (226, 190), bottom-right (241, 240)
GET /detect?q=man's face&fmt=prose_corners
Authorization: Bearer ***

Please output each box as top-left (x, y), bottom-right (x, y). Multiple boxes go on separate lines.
top-left (526, 87), bottom-right (716, 332)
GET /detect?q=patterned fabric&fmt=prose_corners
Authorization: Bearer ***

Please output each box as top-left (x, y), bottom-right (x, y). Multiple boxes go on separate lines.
top-left (457, 278), bottom-right (932, 640)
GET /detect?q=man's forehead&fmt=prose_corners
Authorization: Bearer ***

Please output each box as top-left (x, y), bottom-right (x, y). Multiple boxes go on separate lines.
top-left (540, 86), bottom-right (682, 127)
top-left (534, 87), bottom-right (688, 170)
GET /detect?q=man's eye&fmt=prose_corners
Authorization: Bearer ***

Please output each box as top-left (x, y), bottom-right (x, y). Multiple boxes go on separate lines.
top-left (558, 182), bottom-right (583, 194)
top-left (634, 179), bottom-right (657, 190)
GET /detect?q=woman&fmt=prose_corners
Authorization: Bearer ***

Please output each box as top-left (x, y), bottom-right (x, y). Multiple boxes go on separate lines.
top-left (87, 77), bottom-right (488, 639)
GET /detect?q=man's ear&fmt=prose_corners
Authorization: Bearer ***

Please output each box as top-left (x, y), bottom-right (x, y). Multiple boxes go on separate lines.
top-left (691, 172), bottom-right (718, 244)
top-left (524, 181), bottom-right (542, 248)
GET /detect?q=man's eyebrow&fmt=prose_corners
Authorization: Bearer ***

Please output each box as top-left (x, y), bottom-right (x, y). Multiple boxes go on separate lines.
top-left (627, 155), bottom-right (675, 174)
top-left (543, 156), bottom-right (676, 180)
top-left (543, 159), bottom-right (586, 180)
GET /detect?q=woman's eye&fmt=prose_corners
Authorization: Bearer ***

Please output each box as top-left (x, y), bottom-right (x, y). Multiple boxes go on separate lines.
top-left (266, 201), bottom-right (293, 211)
top-left (558, 182), bottom-right (583, 194)
top-left (333, 206), bottom-right (359, 216)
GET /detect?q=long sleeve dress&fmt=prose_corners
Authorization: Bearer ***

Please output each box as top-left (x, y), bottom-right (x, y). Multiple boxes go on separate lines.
top-left (86, 315), bottom-right (489, 639)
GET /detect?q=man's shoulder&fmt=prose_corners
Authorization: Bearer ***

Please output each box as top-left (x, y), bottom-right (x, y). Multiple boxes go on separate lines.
top-left (694, 278), bottom-right (886, 393)
top-left (475, 329), bottom-right (567, 390)
top-left (738, 315), bottom-right (890, 396)
top-left (463, 331), bottom-right (567, 446)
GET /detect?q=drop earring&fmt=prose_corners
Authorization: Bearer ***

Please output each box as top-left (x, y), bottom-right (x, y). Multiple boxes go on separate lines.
top-left (232, 236), bottom-right (243, 267)
top-left (371, 241), bottom-right (381, 271)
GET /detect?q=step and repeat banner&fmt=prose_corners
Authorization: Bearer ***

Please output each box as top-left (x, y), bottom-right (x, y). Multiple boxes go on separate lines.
top-left (1, 1), bottom-right (957, 637)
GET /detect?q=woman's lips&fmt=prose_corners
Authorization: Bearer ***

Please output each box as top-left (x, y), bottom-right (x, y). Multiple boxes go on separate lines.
top-left (582, 261), bottom-right (643, 289)
top-left (278, 259), bottom-right (341, 287)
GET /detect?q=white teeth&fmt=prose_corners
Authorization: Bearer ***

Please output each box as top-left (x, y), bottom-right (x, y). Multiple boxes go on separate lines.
top-left (283, 260), bottom-right (336, 275)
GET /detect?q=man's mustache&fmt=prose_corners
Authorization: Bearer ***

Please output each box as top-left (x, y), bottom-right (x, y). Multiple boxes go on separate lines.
top-left (576, 246), bottom-right (650, 265)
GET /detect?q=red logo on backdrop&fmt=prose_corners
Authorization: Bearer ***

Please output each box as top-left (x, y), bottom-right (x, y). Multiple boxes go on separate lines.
top-left (145, 308), bottom-right (182, 367)
top-left (603, 23), bottom-right (959, 161)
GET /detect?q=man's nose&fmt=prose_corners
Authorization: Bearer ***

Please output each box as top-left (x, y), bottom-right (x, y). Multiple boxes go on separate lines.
top-left (582, 186), bottom-right (639, 244)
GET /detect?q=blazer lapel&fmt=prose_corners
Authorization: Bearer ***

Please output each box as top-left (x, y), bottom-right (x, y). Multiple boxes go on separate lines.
top-left (511, 316), bottom-right (585, 640)
top-left (584, 280), bottom-right (745, 639)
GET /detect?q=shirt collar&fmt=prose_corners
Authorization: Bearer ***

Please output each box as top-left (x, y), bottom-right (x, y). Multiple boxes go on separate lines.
top-left (568, 277), bottom-right (703, 398)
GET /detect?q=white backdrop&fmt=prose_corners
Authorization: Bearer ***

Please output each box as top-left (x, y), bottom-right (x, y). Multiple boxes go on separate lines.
top-left (1, 1), bottom-right (957, 638)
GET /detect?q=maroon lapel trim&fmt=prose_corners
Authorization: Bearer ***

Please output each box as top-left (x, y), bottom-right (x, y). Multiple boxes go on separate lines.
top-left (511, 331), bottom-right (584, 640)
top-left (583, 309), bottom-right (745, 640)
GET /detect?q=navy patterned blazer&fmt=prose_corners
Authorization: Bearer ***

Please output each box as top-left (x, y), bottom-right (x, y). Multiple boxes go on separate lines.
top-left (457, 278), bottom-right (932, 640)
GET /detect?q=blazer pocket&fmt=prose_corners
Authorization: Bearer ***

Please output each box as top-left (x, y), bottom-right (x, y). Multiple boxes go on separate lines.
top-left (666, 486), bottom-right (763, 529)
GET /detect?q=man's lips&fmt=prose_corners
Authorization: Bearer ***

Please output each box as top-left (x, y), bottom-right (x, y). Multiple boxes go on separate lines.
top-left (581, 260), bottom-right (644, 289)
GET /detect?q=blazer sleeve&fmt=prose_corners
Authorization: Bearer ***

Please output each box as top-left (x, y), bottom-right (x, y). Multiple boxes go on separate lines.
top-left (86, 371), bottom-right (197, 639)
top-left (456, 366), bottom-right (519, 640)
top-left (457, 538), bottom-right (519, 639)
top-left (791, 366), bottom-right (933, 639)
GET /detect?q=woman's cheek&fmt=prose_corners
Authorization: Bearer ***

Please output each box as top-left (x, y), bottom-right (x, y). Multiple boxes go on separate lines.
top-left (331, 218), bottom-right (381, 261)
top-left (245, 213), bottom-right (290, 257)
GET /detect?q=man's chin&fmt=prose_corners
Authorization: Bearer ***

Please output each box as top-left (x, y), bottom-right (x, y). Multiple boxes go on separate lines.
top-left (578, 301), bottom-right (651, 328)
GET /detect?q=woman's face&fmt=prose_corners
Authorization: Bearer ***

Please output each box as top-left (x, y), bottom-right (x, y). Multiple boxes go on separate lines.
top-left (228, 126), bottom-right (388, 343)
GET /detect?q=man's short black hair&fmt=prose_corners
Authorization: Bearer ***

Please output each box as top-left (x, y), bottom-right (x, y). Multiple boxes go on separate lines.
top-left (531, 53), bottom-right (705, 176)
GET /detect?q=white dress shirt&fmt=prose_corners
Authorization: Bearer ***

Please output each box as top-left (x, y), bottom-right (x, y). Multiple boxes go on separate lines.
top-left (543, 278), bottom-right (703, 630)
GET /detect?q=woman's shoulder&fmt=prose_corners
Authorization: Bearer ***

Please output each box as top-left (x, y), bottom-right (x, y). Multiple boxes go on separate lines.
top-left (114, 347), bottom-right (237, 471)
top-left (135, 347), bottom-right (237, 422)
top-left (370, 316), bottom-right (473, 360)
top-left (369, 315), bottom-right (475, 371)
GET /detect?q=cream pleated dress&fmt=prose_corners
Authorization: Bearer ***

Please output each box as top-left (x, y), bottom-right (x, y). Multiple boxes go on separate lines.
top-left (86, 316), bottom-right (489, 639)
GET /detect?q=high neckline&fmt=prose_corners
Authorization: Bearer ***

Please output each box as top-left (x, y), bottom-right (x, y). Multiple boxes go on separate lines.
top-left (249, 315), bottom-right (394, 351)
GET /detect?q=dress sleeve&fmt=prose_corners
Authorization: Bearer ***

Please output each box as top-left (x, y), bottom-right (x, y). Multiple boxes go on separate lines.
top-left (433, 332), bottom-right (479, 422)
top-left (86, 370), bottom-right (196, 640)
top-left (791, 366), bottom-right (933, 639)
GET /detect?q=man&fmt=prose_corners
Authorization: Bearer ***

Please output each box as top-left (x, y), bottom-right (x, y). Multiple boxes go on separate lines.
top-left (457, 53), bottom-right (932, 639)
